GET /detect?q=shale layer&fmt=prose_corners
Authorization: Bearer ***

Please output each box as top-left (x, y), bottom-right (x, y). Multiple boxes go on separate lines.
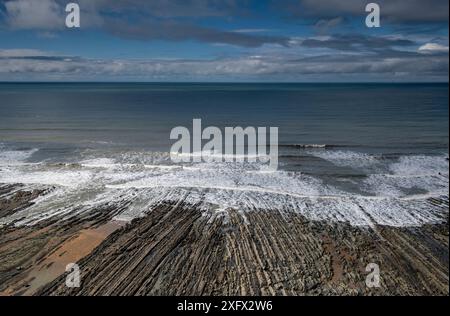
top-left (0, 185), bottom-right (448, 296)
top-left (40, 202), bottom-right (449, 296)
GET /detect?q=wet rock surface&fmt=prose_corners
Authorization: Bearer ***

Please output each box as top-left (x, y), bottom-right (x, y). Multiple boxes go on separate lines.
top-left (0, 186), bottom-right (127, 295)
top-left (0, 184), bottom-right (49, 219)
top-left (40, 202), bottom-right (449, 296)
top-left (0, 185), bottom-right (448, 296)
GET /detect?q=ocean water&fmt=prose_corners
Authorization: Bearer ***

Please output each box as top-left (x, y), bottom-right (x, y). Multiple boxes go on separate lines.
top-left (0, 83), bottom-right (448, 227)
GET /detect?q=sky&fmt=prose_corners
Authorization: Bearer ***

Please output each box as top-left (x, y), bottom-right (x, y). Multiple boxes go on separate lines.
top-left (0, 0), bottom-right (448, 82)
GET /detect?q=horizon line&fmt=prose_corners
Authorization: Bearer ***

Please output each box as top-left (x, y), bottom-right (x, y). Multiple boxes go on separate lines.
top-left (0, 81), bottom-right (449, 84)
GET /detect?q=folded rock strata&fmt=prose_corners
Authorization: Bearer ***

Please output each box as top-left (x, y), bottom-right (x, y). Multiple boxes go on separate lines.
top-left (0, 185), bottom-right (448, 296)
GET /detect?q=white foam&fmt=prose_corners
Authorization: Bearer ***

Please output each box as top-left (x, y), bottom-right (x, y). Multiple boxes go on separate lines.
top-left (0, 148), bottom-right (38, 165)
top-left (363, 173), bottom-right (448, 198)
top-left (80, 158), bottom-right (117, 169)
top-left (295, 144), bottom-right (328, 148)
top-left (0, 150), bottom-right (448, 228)
top-left (172, 151), bottom-right (270, 161)
top-left (362, 155), bottom-right (449, 198)
top-left (390, 155), bottom-right (448, 176)
top-left (309, 150), bottom-right (379, 169)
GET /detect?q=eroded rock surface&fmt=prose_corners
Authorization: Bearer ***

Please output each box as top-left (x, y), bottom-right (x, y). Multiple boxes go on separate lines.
top-left (38, 201), bottom-right (449, 296)
top-left (1, 184), bottom-right (448, 296)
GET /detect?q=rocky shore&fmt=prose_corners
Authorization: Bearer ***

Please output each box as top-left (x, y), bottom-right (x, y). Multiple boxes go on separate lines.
top-left (0, 184), bottom-right (448, 296)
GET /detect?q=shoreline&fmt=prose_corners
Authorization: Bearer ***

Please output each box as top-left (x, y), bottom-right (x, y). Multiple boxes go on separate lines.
top-left (0, 184), bottom-right (448, 296)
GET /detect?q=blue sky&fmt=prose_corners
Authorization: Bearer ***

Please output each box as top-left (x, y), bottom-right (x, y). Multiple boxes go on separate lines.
top-left (0, 0), bottom-right (448, 82)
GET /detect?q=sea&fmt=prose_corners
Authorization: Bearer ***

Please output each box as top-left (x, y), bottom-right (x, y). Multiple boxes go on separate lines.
top-left (0, 83), bottom-right (448, 227)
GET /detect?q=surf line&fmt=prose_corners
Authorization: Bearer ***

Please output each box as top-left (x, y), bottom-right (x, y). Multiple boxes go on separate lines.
top-left (170, 119), bottom-right (279, 171)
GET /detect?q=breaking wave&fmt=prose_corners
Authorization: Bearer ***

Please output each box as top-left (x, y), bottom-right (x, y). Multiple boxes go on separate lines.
top-left (280, 144), bottom-right (349, 149)
top-left (0, 146), bottom-right (38, 165)
top-left (0, 146), bottom-right (448, 228)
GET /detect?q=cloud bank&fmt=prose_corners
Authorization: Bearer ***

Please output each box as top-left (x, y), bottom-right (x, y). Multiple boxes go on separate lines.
top-left (1, 42), bottom-right (447, 82)
top-left (0, 0), bottom-right (448, 81)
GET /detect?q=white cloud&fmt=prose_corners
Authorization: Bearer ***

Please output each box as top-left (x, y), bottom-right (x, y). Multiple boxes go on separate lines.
top-left (0, 49), bottom-right (55, 58)
top-left (233, 29), bottom-right (271, 33)
top-left (314, 17), bottom-right (344, 34)
top-left (418, 43), bottom-right (449, 53)
top-left (5, 0), bottom-right (63, 30)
